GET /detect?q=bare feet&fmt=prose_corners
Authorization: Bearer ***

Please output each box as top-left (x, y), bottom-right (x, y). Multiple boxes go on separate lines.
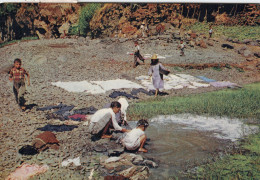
top-left (101, 134), bottom-right (112, 139)
top-left (138, 148), bottom-right (148, 153)
top-left (21, 106), bottom-right (26, 111)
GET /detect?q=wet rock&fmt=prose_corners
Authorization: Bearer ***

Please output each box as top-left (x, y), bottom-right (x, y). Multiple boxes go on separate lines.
top-left (94, 144), bottom-right (107, 152)
top-left (105, 157), bottom-right (122, 163)
top-left (142, 160), bottom-right (158, 168)
top-left (118, 166), bottom-right (137, 178)
top-left (130, 166), bottom-right (149, 180)
top-left (108, 147), bottom-right (124, 157)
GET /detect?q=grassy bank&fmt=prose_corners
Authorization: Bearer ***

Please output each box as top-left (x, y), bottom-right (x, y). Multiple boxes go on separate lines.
top-left (0, 36), bottom-right (38, 48)
top-left (129, 83), bottom-right (260, 179)
top-left (184, 23), bottom-right (260, 41)
top-left (191, 133), bottom-right (260, 179)
top-left (128, 83), bottom-right (260, 120)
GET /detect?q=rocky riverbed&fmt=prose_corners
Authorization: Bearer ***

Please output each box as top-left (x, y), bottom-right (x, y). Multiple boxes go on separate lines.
top-left (0, 33), bottom-right (259, 179)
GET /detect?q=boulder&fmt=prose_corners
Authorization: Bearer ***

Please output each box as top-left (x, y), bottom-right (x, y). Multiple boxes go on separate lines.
top-left (242, 39), bottom-right (252, 44)
top-left (190, 33), bottom-right (197, 39)
top-left (142, 160), bottom-right (158, 168)
top-left (189, 40), bottom-right (195, 47)
top-left (249, 41), bottom-right (259, 46)
top-left (200, 40), bottom-right (207, 48)
top-left (242, 50), bottom-right (253, 58)
top-left (237, 46), bottom-right (247, 54)
top-left (130, 166), bottom-right (149, 180)
top-left (207, 41), bottom-right (214, 46)
top-left (254, 52), bottom-right (260, 58)
top-left (108, 147), bottom-right (124, 156)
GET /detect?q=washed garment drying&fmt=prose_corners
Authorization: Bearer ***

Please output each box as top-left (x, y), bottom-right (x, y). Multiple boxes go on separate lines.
top-left (210, 81), bottom-right (239, 88)
top-left (73, 106), bottom-right (98, 115)
top-left (37, 124), bottom-right (78, 132)
top-left (19, 145), bottom-right (38, 155)
top-left (6, 163), bottom-right (49, 180)
top-left (36, 103), bottom-right (66, 111)
top-left (68, 114), bottom-right (86, 121)
top-left (131, 88), bottom-right (153, 96)
top-left (109, 91), bottom-right (139, 99)
top-left (196, 76), bottom-right (216, 83)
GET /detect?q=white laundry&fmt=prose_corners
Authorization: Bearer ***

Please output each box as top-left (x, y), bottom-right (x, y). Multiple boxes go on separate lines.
top-left (91, 79), bottom-right (143, 91)
top-left (52, 79), bottom-right (144, 94)
top-left (61, 157), bottom-right (81, 167)
top-left (137, 74), bottom-right (210, 90)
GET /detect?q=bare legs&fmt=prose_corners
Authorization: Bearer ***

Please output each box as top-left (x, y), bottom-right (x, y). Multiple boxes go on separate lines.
top-left (101, 119), bottom-right (113, 138)
top-left (155, 89), bottom-right (159, 97)
top-left (138, 134), bottom-right (148, 153)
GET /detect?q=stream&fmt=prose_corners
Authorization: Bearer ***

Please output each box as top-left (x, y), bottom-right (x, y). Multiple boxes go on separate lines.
top-left (127, 114), bottom-right (258, 179)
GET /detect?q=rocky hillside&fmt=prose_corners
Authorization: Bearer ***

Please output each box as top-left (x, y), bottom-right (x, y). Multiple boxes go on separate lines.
top-left (0, 3), bottom-right (259, 41)
top-left (90, 4), bottom-right (260, 38)
top-left (0, 3), bottom-right (80, 42)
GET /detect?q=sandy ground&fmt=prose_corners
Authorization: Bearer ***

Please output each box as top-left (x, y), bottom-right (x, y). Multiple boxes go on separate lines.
top-left (0, 35), bottom-right (259, 179)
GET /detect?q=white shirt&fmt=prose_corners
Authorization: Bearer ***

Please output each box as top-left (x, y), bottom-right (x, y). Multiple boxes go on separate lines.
top-left (118, 97), bottom-right (129, 121)
top-left (90, 108), bottom-right (122, 131)
top-left (135, 45), bottom-right (140, 52)
top-left (122, 128), bottom-right (145, 150)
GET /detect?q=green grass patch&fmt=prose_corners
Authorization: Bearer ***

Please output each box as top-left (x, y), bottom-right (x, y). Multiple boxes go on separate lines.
top-left (190, 133), bottom-right (260, 179)
top-left (184, 22), bottom-right (260, 41)
top-left (128, 83), bottom-right (260, 120)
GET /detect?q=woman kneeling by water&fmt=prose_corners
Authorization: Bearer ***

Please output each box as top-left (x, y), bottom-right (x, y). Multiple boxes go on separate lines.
top-left (121, 119), bottom-right (149, 153)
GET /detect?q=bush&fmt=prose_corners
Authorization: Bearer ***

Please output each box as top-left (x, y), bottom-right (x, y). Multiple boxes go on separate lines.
top-left (78, 3), bottom-right (101, 37)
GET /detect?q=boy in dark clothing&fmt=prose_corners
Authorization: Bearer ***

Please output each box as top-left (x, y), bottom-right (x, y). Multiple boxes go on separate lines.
top-left (133, 41), bottom-right (145, 68)
top-left (9, 58), bottom-right (30, 110)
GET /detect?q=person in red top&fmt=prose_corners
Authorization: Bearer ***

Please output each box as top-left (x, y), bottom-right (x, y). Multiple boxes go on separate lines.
top-left (9, 58), bottom-right (30, 110)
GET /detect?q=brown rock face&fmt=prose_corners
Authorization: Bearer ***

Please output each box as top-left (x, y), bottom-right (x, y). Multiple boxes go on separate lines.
top-left (14, 4), bottom-right (80, 39)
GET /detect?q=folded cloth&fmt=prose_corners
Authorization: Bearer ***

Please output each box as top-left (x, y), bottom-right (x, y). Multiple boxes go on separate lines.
top-left (6, 163), bottom-right (49, 180)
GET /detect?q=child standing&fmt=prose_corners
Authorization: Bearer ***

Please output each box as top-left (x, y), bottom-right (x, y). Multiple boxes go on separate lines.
top-left (133, 41), bottom-right (145, 68)
top-left (9, 58), bottom-right (30, 110)
top-left (121, 119), bottom-right (149, 153)
top-left (209, 26), bottom-right (213, 39)
top-left (179, 40), bottom-right (185, 56)
top-left (148, 54), bottom-right (169, 97)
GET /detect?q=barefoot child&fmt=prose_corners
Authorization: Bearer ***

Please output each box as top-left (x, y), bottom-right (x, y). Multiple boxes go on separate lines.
top-left (121, 119), bottom-right (149, 153)
top-left (179, 40), bottom-right (185, 56)
top-left (9, 58), bottom-right (30, 110)
top-left (89, 101), bottom-right (129, 139)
